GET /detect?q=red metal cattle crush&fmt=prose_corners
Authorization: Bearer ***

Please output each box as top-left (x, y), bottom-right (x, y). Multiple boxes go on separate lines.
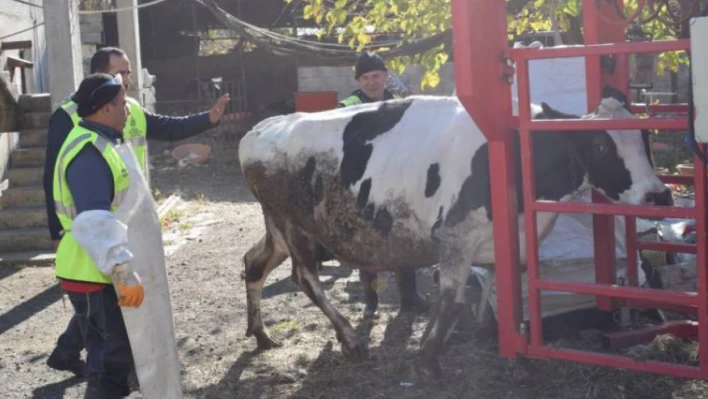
top-left (452, 0), bottom-right (708, 379)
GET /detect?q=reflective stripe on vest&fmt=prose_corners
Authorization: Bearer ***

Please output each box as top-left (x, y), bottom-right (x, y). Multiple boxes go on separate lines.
top-left (60, 100), bottom-right (81, 125)
top-left (339, 95), bottom-right (363, 107)
top-left (53, 126), bottom-right (131, 284)
top-left (123, 97), bottom-right (149, 173)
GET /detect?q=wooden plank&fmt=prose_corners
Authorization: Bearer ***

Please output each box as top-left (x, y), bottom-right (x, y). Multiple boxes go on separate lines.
top-left (1, 41), bottom-right (32, 51)
top-left (6, 56), bottom-right (34, 69)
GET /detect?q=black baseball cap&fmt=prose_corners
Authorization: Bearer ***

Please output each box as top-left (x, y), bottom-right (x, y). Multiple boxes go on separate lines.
top-left (71, 73), bottom-right (124, 117)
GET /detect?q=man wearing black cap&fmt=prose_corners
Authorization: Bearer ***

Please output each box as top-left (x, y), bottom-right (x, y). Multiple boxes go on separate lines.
top-left (50, 73), bottom-right (140, 398)
top-left (336, 52), bottom-right (426, 319)
top-left (44, 46), bottom-right (228, 378)
top-left (52, 72), bottom-right (181, 398)
top-left (338, 51), bottom-right (398, 107)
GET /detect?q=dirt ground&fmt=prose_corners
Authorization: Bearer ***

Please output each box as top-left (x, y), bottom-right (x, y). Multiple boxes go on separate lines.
top-left (2, 149), bottom-right (708, 399)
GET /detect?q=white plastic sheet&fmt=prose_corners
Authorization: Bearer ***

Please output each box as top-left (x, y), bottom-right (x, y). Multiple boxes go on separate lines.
top-left (471, 191), bottom-right (642, 321)
top-left (510, 42), bottom-right (588, 116)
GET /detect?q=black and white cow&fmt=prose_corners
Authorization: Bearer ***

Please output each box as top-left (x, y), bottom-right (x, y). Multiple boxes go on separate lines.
top-left (237, 90), bottom-right (672, 381)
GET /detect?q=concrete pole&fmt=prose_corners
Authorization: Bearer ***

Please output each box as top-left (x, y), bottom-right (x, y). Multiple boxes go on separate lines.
top-left (116, 0), bottom-right (144, 104)
top-left (43, 0), bottom-right (84, 110)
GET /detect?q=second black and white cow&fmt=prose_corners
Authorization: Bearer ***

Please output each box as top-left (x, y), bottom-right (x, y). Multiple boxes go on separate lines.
top-left (237, 91), bottom-right (672, 381)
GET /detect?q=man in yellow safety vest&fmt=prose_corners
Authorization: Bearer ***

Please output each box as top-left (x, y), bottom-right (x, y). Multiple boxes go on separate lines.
top-left (51, 72), bottom-right (182, 398)
top-left (44, 47), bottom-right (228, 379)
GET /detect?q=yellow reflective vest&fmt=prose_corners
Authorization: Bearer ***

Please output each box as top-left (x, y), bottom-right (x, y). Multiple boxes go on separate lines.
top-left (60, 97), bottom-right (149, 173)
top-left (337, 89), bottom-right (400, 108)
top-left (53, 125), bottom-right (131, 284)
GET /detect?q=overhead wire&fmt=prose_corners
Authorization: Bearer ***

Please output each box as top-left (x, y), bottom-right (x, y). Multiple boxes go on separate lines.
top-left (190, 0), bottom-right (452, 65)
top-left (0, 22), bottom-right (45, 42)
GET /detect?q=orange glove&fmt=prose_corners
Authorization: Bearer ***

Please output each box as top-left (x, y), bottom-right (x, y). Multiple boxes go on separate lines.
top-left (112, 264), bottom-right (145, 308)
top-left (116, 282), bottom-right (145, 308)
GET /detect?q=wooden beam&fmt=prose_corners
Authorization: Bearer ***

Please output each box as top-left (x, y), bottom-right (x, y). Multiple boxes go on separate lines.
top-left (1, 40), bottom-right (32, 51)
top-left (6, 56), bottom-right (34, 69)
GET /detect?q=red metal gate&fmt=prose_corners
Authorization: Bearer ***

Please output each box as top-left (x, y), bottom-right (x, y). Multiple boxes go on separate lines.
top-left (452, 0), bottom-right (708, 379)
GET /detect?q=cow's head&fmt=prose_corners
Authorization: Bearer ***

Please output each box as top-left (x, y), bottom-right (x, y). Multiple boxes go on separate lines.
top-left (538, 93), bottom-right (673, 207)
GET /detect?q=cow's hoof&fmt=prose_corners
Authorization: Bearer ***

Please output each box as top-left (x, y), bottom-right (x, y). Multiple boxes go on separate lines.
top-left (401, 294), bottom-right (429, 314)
top-left (417, 357), bottom-right (443, 384)
top-left (255, 333), bottom-right (283, 350)
top-left (341, 336), bottom-right (368, 361)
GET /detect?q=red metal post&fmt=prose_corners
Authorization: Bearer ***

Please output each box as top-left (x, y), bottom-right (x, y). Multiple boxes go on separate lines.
top-left (583, 0), bottom-right (630, 311)
top-left (451, 0), bottom-right (521, 358)
top-left (517, 58), bottom-right (543, 348)
top-left (693, 145), bottom-right (708, 378)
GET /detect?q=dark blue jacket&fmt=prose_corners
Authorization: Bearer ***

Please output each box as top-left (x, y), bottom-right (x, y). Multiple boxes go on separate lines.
top-left (44, 106), bottom-right (217, 240)
top-left (64, 120), bottom-right (122, 216)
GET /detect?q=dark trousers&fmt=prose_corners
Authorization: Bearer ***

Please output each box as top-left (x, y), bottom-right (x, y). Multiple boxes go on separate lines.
top-left (67, 286), bottom-right (134, 397)
top-left (54, 312), bottom-right (86, 362)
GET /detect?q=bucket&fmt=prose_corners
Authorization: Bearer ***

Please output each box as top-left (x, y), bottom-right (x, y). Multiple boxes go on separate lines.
top-left (294, 91), bottom-right (338, 112)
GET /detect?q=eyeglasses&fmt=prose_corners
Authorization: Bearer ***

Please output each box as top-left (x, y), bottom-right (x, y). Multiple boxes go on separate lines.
top-left (88, 74), bottom-right (123, 104)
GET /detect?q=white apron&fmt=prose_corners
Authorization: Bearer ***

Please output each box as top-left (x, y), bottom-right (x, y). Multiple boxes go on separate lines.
top-left (111, 141), bottom-right (183, 398)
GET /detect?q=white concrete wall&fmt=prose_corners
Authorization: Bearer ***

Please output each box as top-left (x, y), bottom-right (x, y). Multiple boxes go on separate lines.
top-left (297, 62), bottom-right (457, 101)
top-left (0, 0), bottom-right (49, 94)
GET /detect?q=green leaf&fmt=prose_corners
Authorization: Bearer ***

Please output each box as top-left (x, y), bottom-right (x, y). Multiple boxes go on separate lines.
top-left (357, 32), bottom-right (372, 45)
top-left (303, 4), bottom-right (313, 19)
top-left (335, 0), bottom-right (347, 8)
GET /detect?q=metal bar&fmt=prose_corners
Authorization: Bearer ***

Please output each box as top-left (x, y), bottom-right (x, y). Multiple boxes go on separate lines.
top-left (452, 0), bottom-right (520, 359)
top-left (527, 118), bottom-right (688, 131)
top-left (692, 145), bottom-right (708, 378)
top-left (582, 0), bottom-right (602, 107)
top-left (518, 58), bottom-right (543, 348)
top-left (592, 191), bottom-right (616, 310)
top-left (511, 39), bottom-right (691, 61)
top-left (531, 201), bottom-right (695, 219)
top-left (535, 280), bottom-right (698, 307)
top-left (526, 346), bottom-right (701, 379)
top-left (636, 241), bottom-right (697, 254)
top-left (625, 216), bottom-right (638, 286)
top-left (583, 0), bottom-right (614, 311)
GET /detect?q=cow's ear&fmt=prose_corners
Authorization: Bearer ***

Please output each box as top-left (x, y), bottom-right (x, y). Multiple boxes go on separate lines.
top-left (601, 85), bottom-right (630, 111)
top-left (540, 102), bottom-right (578, 120)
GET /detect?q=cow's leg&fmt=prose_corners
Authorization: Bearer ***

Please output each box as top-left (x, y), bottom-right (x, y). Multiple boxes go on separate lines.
top-left (244, 217), bottom-right (289, 350)
top-left (417, 238), bottom-right (474, 381)
top-left (359, 269), bottom-right (379, 319)
top-left (396, 269), bottom-right (429, 314)
top-left (286, 225), bottom-right (368, 360)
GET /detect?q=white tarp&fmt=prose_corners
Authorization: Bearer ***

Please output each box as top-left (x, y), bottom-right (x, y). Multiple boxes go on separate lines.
top-left (510, 42), bottom-right (588, 116)
top-left (470, 190), bottom-right (644, 321)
